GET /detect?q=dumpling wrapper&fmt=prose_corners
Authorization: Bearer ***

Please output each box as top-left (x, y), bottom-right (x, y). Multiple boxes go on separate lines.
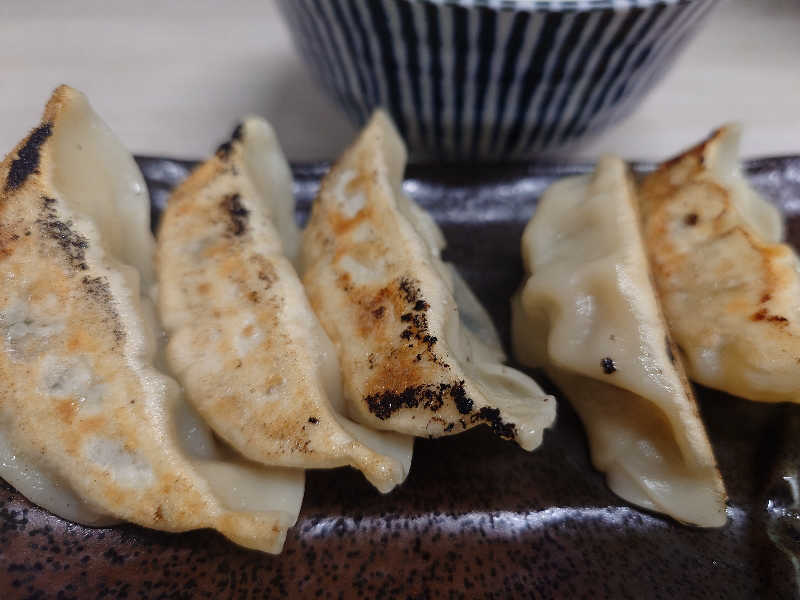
top-left (0, 86), bottom-right (303, 553)
top-left (301, 111), bottom-right (555, 450)
top-left (640, 125), bottom-right (800, 404)
top-left (512, 155), bottom-right (727, 527)
top-left (156, 118), bottom-right (413, 493)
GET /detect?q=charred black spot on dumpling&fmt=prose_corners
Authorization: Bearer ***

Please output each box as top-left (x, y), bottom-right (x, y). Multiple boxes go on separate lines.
top-left (471, 407), bottom-right (516, 440)
top-left (365, 387), bottom-right (413, 420)
top-left (399, 278), bottom-right (421, 304)
top-left (451, 381), bottom-right (472, 414)
top-left (396, 280), bottom-right (431, 338)
top-left (222, 193), bottom-right (249, 236)
top-left (216, 141), bottom-right (233, 159)
top-left (365, 381), bottom-right (475, 421)
top-left (215, 123), bottom-right (244, 159)
top-left (36, 197), bottom-right (89, 271)
top-left (6, 122), bottom-right (52, 191)
top-left (82, 275), bottom-right (125, 343)
top-left (39, 196), bottom-right (123, 345)
top-left (684, 213), bottom-right (699, 226)
top-left (372, 306), bottom-right (385, 319)
top-left (410, 313), bottom-right (427, 331)
top-left (401, 328), bottom-right (413, 340)
top-left (443, 423), bottom-right (455, 433)
top-left (423, 387), bottom-right (444, 411)
top-left (601, 357), bottom-right (616, 374)
top-left (308, 417), bottom-right (319, 425)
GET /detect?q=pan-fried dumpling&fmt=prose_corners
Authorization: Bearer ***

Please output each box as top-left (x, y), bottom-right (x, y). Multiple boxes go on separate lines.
top-left (512, 156), bottom-right (726, 526)
top-left (300, 111), bottom-right (555, 450)
top-left (156, 117), bottom-right (413, 493)
top-left (640, 126), bottom-right (800, 404)
top-left (0, 86), bottom-right (304, 553)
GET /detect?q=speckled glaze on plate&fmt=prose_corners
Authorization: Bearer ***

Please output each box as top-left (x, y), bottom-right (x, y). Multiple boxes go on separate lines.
top-left (1, 157), bottom-right (799, 599)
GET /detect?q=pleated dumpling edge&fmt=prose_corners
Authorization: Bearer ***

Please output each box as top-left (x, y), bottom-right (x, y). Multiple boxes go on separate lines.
top-left (156, 115), bottom-right (414, 494)
top-left (0, 85), bottom-right (304, 554)
top-left (640, 125), bottom-right (800, 404)
top-left (512, 155), bottom-right (727, 527)
top-left (301, 110), bottom-right (556, 452)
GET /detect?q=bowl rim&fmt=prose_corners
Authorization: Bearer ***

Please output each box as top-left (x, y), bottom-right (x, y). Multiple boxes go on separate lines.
top-left (415, 0), bottom-right (699, 12)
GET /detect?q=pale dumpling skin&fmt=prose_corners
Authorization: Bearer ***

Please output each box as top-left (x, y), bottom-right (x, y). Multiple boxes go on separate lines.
top-left (301, 111), bottom-right (555, 451)
top-left (512, 156), bottom-right (727, 527)
top-left (156, 117), bottom-right (413, 494)
top-left (640, 125), bottom-right (800, 404)
top-left (0, 86), bottom-right (304, 554)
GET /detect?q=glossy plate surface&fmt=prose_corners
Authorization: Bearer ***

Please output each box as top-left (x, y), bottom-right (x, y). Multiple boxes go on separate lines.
top-left (1, 157), bottom-right (799, 598)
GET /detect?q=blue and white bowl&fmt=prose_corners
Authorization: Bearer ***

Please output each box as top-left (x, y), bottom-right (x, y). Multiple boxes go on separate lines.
top-left (278, 0), bottom-right (718, 161)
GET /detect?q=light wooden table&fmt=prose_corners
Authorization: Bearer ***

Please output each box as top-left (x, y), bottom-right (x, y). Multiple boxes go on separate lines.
top-left (1, 0), bottom-right (798, 163)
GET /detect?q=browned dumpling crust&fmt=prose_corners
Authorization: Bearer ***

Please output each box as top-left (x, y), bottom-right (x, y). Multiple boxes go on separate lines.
top-left (640, 125), bottom-right (800, 404)
top-left (513, 156), bottom-right (726, 527)
top-left (0, 86), bottom-right (303, 554)
top-left (301, 112), bottom-right (555, 451)
top-left (157, 117), bottom-right (413, 494)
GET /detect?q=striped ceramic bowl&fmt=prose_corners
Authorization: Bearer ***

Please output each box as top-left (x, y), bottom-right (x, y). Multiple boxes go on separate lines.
top-left (278, 0), bottom-right (718, 161)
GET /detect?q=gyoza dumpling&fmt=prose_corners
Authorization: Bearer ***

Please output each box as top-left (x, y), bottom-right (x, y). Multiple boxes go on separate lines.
top-left (301, 111), bottom-right (555, 450)
top-left (512, 156), bottom-right (727, 526)
top-left (0, 86), bottom-right (303, 553)
top-left (156, 117), bottom-right (413, 493)
top-left (640, 126), bottom-right (800, 404)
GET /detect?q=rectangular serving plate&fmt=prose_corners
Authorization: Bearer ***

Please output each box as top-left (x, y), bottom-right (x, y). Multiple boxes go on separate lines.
top-left (1, 157), bottom-right (798, 599)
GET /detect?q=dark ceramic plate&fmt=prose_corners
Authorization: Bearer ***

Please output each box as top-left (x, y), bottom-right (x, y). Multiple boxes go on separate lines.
top-left (2, 157), bottom-right (799, 599)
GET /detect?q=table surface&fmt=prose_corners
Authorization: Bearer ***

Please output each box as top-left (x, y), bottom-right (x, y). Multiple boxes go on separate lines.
top-left (1, 0), bottom-right (798, 164)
